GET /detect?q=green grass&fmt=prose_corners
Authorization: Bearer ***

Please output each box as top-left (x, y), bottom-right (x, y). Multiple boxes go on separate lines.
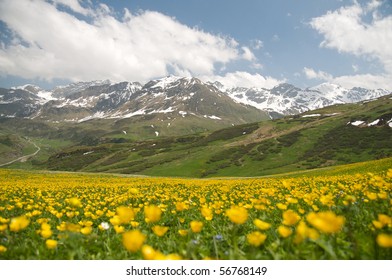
top-left (1, 94), bottom-right (391, 178)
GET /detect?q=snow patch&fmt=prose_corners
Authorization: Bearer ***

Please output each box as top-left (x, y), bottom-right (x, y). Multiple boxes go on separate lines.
top-left (302, 114), bottom-right (321, 118)
top-left (83, 151), bottom-right (94, 155)
top-left (179, 111), bottom-right (187, 117)
top-left (119, 109), bottom-right (146, 118)
top-left (151, 76), bottom-right (182, 89)
top-left (148, 107), bottom-right (175, 114)
top-left (203, 115), bottom-right (222, 120)
top-left (123, 131), bottom-right (127, 135)
top-left (368, 119), bottom-right (380, 126)
top-left (78, 111), bottom-right (106, 122)
top-left (350, 121), bottom-right (365, 126)
top-left (324, 113), bottom-right (340, 116)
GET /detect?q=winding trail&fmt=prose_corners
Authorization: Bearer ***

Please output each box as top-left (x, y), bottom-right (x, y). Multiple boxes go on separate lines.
top-left (0, 138), bottom-right (41, 167)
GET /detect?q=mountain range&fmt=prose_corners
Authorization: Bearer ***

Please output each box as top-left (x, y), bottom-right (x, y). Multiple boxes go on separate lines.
top-left (1, 76), bottom-right (390, 123)
top-left (0, 74), bottom-right (391, 177)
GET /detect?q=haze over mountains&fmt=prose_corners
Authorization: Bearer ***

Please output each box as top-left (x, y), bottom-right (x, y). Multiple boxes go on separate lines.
top-left (1, 76), bottom-right (390, 123)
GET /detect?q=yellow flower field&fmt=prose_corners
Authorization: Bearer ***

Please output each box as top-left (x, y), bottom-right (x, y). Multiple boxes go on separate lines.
top-left (0, 168), bottom-right (391, 259)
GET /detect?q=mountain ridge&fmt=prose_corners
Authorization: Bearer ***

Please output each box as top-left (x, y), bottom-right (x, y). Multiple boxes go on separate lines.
top-left (1, 76), bottom-right (390, 122)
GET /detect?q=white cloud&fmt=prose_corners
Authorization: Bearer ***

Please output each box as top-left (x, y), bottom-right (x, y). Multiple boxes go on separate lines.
top-left (309, 0), bottom-right (392, 89)
top-left (250, 39), bottom-right (263, 50)
top-left (241, 46), bottom-right (256, 61)
top-left (0, 0), bottom-right (257, 84)
top-left (52, 0), bottom-right (92, 16)
top-left (202, 71), bottom-right (284, 89)
top-left (332, 73), bottom-right (392, 90)
top-left (303, 67), bottom-right (333, 81)
top-left (303, 67), bottom-right (392, 90)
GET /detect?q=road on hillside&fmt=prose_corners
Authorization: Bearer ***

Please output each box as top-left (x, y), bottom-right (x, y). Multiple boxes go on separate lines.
top-left (0, 138), bottom-right (41, 167)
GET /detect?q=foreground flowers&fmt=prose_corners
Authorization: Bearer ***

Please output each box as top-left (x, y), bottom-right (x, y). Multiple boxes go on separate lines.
top-left (306, 212), bottom-right (345, 234)
top-left (9, 216), bottom-right (30, 232)
top-left (0, 166), bottom-right (391, 260)
top-left (123, 230), bottom-right (146, 252)
top-left (226, 206), bottom-right (248, 225)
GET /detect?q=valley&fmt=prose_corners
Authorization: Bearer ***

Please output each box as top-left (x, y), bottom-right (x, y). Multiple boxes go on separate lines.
top-left (0, 80), bottom-right (391, 177)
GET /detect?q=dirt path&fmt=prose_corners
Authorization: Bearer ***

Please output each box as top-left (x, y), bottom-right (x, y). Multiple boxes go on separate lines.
top-left (0, 138), bottom-right (41, 167)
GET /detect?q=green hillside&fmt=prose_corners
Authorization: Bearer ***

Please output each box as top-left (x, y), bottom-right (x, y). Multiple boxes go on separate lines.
top-left (1, 94), bottom-right (391, 177)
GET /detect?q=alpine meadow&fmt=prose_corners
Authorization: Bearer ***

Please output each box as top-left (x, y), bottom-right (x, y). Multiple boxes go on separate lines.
top-left (0, 0), bottom-right (392, 263)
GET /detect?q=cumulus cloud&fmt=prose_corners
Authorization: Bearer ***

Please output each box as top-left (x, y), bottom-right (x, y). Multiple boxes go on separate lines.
top-left (241, 46), bottom-right (256, 61)
top-left (0, 0), bottom-right (264, 84)
top-left (303, 67), bottom-right (333, 81)
top-left (52, 0), bottom-right (92, 16)
top-left (303, 67), bottom-right (392, 90)
top-left (332, 73), bottom-right (392, 90)
top-left (202, 71), bottom-right (284, 89)
top-left (309, 0), bottom-right (392, 89)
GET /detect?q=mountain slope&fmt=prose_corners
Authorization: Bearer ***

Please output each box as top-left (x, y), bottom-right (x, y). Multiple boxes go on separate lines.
top-left (35, 93), bottom-right (392, 177)
top-left (222, 82), bottom-right (390, 115)
top-left (2, 78), bottom-right (390, 122)
top-left (1, 77), bottom-right (269, 128)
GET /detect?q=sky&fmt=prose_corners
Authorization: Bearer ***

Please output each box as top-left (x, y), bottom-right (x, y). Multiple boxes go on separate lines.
top-left (0, 0), bottom-right (391, 90)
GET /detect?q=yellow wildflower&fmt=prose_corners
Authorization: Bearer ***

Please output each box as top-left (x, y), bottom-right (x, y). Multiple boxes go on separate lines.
top-left (152, 225), bottom-right (169, 237)
top-left (376, 233), bottom-right (392, 248)
top-left (9, 215), bottom-right (30, 232)
top-left (144, 205), bottom-right (162, 223)
top-left (175, 201), bottom-right (188, 211)
top-left (282, 210), bottom-right (301, 226)
top-left (201, 207), bottom-right (213, 221)
top-left (40, 226), bottom-right (53, 239)
top-left (0, 224), bottom-right (8, 232)
top-left (165, 254), bottom-right (182, 260)
top-left (122, 230), bottom-right (146, 252)
top-left (45, 239), bottom-right (58, 250)
top-left (178, 229), bottom-right (188, 236)
top-left (226, 206), bottom-right (248, 225)
top-left (65, 223), bottom-right (81, 232)
top-left (377, 214), bottom-right (391, 227)
top-left (372, 220), bottom-right (383, 229)
top-left (253, 219), bottom-right (271, 230)
top-left (278, 225), bottom-right (292, 238)
top-left (247, 231), bottom-right (267, 247)
top-left (276, 203), bottom-right (288, 210)
top-left (306, 211), bottom-right (345, 234)
top-left (109, 215), bottom-right (121, 226)
top-left (190, 221), bottom-right (203, 233)
top-left (294, 221), bottom-right (319, 244)
top-left (130, 221), bottom-right (140, 227)
top-left (68, 197), bottom-right (82, 208)
top-left (142, 245), bottom-right (158, 260)
top-left (366, 192), bottom-right (378, 200)
top-left (0, 245), bottom-right (7, 253)
top-left (114, 225), bottom-right (125, 234)
top-left (80, 226), bottom-right (93, 235)
top-left (116, 206), bottom-right (135, 224)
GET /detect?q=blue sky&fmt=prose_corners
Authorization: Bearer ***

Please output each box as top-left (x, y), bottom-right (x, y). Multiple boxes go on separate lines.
top-left (0, 0), bottom-right (391, 90)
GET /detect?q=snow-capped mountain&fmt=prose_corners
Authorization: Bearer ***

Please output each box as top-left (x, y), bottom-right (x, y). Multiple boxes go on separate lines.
top-left (0, 76), bottom-right (265, 123)
top-left (223, 82), bottom-right (390, 115)
top-left (0, 77), bottom-right (390, 122)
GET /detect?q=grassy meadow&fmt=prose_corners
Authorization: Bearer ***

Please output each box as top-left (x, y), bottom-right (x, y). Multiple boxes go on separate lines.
top-left (0, 157), bottom-right (391, 260)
